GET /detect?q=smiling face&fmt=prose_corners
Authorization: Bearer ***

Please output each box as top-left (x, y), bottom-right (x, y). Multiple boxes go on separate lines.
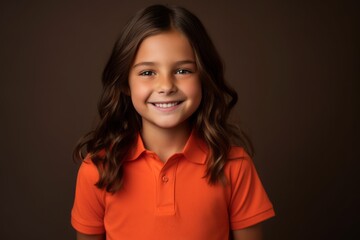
top-left (128, 30), bottom-right (202, 133)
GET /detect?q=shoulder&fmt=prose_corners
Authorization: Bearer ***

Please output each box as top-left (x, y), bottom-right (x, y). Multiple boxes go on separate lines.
top-left (227, 146), bottom-right (253, 169)
top-left (76, 155), bottom-right (100, 185)
top-left (74, 155), bottom-right (106, 203)
top-left (224, 146), bottom-right (256, 179)
top-left (228, 146), bottom-right (250, 160)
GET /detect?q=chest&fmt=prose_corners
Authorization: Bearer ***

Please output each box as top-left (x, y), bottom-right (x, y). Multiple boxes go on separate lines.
top-left (103, 158), bottom-right (231, 239)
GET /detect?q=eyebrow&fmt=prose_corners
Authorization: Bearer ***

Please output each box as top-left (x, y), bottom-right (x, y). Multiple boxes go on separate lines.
top-left (132, 60), bottom-right (196, 69)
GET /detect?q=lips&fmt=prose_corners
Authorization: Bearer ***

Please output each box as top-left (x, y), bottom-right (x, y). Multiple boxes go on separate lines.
top-left (149, 101), bottom-right (183, 109)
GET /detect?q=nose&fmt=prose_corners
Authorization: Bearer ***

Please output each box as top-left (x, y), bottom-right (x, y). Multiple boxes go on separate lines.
top-left (157, 74), bottom-right (177, 95)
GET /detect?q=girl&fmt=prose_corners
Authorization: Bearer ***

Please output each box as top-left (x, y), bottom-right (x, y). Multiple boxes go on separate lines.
top-left (71, 4), bottom-right (275, 240)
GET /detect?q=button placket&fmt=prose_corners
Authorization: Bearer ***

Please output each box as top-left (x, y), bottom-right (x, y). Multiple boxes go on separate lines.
top-left (155, 158), bottom-right (179, 215)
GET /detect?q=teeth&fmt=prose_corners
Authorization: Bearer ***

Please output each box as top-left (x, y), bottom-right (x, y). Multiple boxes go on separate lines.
top-left (154, 102), bottom-right (179, 108)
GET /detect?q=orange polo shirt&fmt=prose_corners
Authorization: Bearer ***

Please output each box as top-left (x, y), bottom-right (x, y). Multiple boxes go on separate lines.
top-left (71, 132), bottom-right (275, 240)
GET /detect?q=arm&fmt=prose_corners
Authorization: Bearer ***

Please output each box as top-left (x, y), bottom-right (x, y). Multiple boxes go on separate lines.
top-left (76, 232), bottom-right (105, 240)
top-left (231, 223), bottom-right (262, 240)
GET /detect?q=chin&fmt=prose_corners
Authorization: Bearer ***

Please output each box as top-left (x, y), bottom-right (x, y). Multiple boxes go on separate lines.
top-left (151, 119), bottom-right (190, 130)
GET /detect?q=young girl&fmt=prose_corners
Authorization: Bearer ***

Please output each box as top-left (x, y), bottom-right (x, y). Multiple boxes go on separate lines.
top-left (71, 4), bottom-right (275, 240)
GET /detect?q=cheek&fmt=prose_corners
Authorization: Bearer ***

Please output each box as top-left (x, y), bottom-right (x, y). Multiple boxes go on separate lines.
top-left (185, 80), bottom-right (202, 104)
top-left (130, 92), bottom-right (145, 115)
top-left (129, 81), bottom-right (151, 106)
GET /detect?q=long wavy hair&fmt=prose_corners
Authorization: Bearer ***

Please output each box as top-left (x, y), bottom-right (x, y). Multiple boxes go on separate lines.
top-left (74, 4), bottom-right (253, 193)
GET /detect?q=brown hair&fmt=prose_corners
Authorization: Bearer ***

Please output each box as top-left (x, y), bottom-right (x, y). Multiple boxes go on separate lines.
top-left (74, 4), bottom-right (253, 193)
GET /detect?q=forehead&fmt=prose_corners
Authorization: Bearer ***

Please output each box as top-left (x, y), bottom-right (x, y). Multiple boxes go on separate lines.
top-left (133, 30), bottom-right (195, 63)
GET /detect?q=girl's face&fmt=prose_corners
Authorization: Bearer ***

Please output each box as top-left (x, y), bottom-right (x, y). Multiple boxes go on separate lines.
top-left (128, 30), bottom-right (202, 132)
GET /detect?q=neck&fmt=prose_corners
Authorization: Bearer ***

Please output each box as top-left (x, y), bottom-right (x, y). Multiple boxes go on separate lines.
top-left (140, 123), bottom-right (191, 162)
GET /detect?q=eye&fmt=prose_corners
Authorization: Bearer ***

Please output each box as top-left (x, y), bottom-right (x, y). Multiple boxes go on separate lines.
top-left (175, 69), bottom-right (192, 74)
top-left (139, 70), bottom-right (155, 76)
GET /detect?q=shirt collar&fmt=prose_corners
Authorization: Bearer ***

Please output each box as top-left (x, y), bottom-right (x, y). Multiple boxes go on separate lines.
top-left (127, 134), bottom-right (147, 161)
top-left (127, 130), bottom-right (208, 164)
top-left (182, 129), bottom-right (208, 164)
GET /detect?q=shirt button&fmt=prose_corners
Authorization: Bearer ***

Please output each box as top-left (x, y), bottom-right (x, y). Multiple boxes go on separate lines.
top-left (161, 175), bottom-right (169, 183)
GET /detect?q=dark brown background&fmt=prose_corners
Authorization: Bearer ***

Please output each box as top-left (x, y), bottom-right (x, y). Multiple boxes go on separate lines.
top-left (0, 0), bottom-right (358, 239)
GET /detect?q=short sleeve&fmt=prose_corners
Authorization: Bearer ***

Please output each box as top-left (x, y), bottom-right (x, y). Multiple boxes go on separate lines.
top-left (71, 158), bottom-right (106, 234)
top-left (228, 148), bottom-right (275, 230)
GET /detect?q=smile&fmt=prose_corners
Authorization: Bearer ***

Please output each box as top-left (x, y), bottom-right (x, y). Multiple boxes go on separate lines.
top-left (151, 101), bottom-right (182, 109)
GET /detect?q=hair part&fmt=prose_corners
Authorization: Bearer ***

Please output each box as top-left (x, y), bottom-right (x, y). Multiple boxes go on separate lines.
top-left (73, 4), bottom-right (253, 193)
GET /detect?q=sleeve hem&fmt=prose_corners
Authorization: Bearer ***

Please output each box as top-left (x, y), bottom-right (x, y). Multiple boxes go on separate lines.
top-left (231, 207), bottom-right (275, 230)
top-left (71, 217), bottom-right (105, 235)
